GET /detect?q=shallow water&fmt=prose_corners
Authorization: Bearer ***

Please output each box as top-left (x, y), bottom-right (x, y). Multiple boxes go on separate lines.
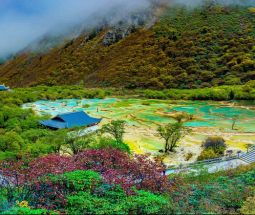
top-left (22, 98), bottom-right (255, 161)
top-left (23, 98), bottom-right (255, 133)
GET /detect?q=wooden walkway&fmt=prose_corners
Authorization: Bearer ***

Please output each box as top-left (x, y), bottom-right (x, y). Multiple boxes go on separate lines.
top-left (167, 145), bottom-right (255, 171)
top-left (240, 145), bottom-right (255, 164)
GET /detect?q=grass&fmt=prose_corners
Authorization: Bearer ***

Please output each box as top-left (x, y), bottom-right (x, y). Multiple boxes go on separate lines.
top-left (226, 140), bottom-right (249, 151)
top-left (184, 138), bottom-right (202, 146)
top-left (231, 135), bottom-right (255, 141)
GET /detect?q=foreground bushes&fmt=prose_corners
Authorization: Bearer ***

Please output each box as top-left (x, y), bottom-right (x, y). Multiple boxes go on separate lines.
top-left (1, 170), bottom-right (168, 214)
top-left (169, 168), bottom-right (255, 214)
top-left (0, 147), bottom-right (170, 213)
top-left (0, 146), bottom-right (169, 196)
top-left (2, 156), bottom-right (255, 214)
top-left (2, 147), bottom-right (255, 214)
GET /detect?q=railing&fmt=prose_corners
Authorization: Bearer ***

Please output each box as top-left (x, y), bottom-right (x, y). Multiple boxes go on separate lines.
top-left (167, 144), bottom-right (255, 171)
top-left (67, 125), bottom-right (98, 137)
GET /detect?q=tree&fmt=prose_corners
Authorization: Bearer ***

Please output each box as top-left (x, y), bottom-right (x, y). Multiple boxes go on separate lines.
top-left (101, 120), bottom-right (126, 145)
top-left (232, 117), bottom-right (237, 130)
top-left (46, 129), bottom-right (68, 154)
top-left (157, 123), bottom-right (190, 153)
top-left (76, 101), bottom-right (81, 107)
top-left (65, 126), bottom-right (95, 154)
top-left (175, 114), bottom-right (186, 123)
top-left (188, 113), bottom-right (194, 120)
top-left (82, 104), bottom-right (90, 108)
top-left (0, 131), bottom-right (24, 152)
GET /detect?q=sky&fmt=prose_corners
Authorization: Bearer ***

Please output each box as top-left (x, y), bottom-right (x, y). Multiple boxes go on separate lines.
top-left (0, 0), bottom-right (149, 59)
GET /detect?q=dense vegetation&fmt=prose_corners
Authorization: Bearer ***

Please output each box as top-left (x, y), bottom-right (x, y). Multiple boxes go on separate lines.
top-left (0, 148), bottom-right (169, 214)
top-left (0, 85), bottom-right (255, 214)
top-left (2, 2), bottom-right (255, 89)
top-left (167, 163), bottom-right (255, 214)
top-left (1, 146), bottom-right (255, 214)
top-left (0, 86), bottom-right (113, 160)
top-left (144, 84), bottom-right (255, 100)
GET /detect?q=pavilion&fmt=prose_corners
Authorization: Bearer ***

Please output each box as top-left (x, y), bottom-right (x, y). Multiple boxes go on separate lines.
top-left (0, 85), bottom-right (10, 91)
top-left (39, 111), bottom-right (102, 131)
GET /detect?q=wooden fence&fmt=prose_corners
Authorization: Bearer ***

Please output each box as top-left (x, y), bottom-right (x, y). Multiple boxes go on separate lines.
top-left (167, 145), bottom-right (254, 170)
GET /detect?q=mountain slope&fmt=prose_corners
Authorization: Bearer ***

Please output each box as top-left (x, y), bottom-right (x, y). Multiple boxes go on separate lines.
top-left (1, 3), bottom-right (255, 89)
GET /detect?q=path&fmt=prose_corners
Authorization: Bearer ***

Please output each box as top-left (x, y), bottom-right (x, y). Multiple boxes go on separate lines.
top-left (166, 159), bottom-right (248, 175)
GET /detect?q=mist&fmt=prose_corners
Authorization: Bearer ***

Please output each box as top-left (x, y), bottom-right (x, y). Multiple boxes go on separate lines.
top-left (0, 0), bottom-right (150, 59)
top-left (1, 0), bottom-right (255, 60)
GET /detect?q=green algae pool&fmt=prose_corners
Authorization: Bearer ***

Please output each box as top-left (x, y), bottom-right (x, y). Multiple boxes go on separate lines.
top-left (22, 98), bottom-right (255, 160)
top-left (22, 98), bottom-right (255, 133)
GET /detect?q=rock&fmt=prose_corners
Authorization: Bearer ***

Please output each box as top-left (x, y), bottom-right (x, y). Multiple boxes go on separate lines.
top-left (102, 14), bottom-right (148, 46)
top-left (102, 27), bottom-right (131, 46)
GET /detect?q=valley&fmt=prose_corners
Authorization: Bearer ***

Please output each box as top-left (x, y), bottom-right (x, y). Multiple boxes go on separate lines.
top-left (23, 98), bottom-right (255, 164)
top-left (1, 0), bottom-right (255, 214)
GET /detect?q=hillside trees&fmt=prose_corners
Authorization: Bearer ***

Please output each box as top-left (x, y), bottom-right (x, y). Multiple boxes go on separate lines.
top-left (2, 6), bottom-right (255, 88)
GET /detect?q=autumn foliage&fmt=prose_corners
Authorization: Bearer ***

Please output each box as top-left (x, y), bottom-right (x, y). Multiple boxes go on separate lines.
top-left (0, 147), bottom-right (169, 193)
top-left (1, 4), bottom-right (255, 89)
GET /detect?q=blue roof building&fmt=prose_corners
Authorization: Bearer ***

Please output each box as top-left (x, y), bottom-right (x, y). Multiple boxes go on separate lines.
top-left (39, 111), bottom-right (102, 130)
top-left (0, 85), bottom-right (10, 91)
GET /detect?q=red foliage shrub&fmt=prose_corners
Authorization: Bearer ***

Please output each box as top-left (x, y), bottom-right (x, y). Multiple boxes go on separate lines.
top-left (0, 147), bottom-right (170, 193)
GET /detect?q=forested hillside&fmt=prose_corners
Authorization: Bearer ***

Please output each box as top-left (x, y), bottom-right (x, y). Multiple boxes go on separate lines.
top-left (1, 2), bottom-right (255, 89)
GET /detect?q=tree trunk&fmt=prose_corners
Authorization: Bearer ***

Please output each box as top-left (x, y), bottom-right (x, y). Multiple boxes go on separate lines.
top-left (169, 140), bottom-right (177, 152)
top-left (165, 140), bottom-right (169, 153)
top-left (169, 144), bottom-right (174, 152)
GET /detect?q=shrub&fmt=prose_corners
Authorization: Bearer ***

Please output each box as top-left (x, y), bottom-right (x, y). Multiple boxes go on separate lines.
top-left (197, 149), bottom-right (218, 161)
top-left (66, 188), bottom-right (168, 214)
top-left (0, 207), bottom-right (49, 215)
top-left (240, 196), bottom-right (255, 214)
top-left (82, 104), bottom-right (90, 108)
top-left (0, 147), bottom-right (169, 196)
top-left (197, 137), bottom-right (226, 161)
top-left (175, 114), bottom-right (186, 123)
top-left (60, 170), bottom-right (103, 191)
top-left (202, 136), bottom-right (226, 149)
top-left (185, 152), bottom-right (193, 161)
top-left (142, 102), bottom-right (150, 106)
top-left (95, 136), bottom-right (131, 153)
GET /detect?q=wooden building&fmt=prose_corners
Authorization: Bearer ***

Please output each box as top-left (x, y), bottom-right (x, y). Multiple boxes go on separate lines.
top-left (39, 111), bottom-right (102, 131)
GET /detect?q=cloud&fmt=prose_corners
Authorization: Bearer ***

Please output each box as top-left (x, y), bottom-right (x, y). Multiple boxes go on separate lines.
top-left (0, 0), bottom-right (150, 59)
top-left (1, 0), bottom-right (254, 59)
